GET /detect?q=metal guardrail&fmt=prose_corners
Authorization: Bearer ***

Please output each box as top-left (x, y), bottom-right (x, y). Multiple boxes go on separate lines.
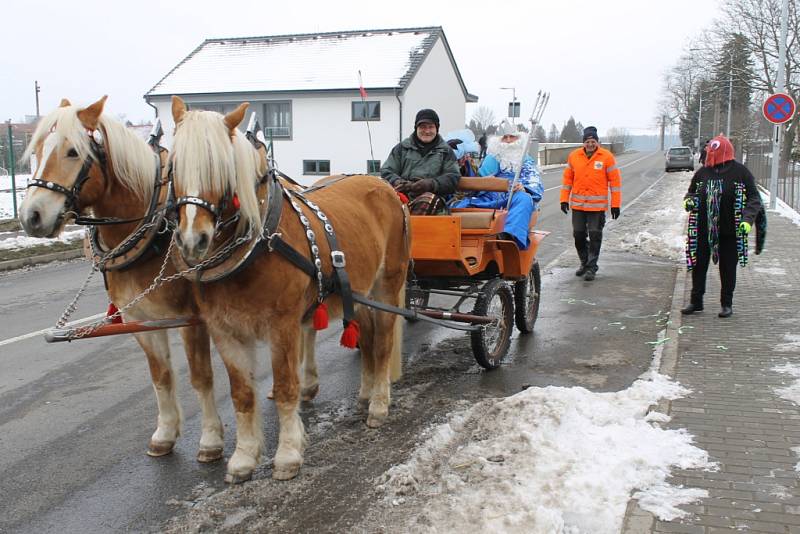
top-left (743, 141), bottom-right (800, 212)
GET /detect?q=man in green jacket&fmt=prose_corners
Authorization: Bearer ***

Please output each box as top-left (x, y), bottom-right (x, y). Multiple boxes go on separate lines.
top-left (380, 109), bottom-right (460, 199)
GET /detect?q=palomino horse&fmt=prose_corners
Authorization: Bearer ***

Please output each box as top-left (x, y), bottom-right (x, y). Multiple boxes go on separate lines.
top-left (168, 96), bottom-right (409, 482)
top-left (18, 96), bottom-right (225, 462)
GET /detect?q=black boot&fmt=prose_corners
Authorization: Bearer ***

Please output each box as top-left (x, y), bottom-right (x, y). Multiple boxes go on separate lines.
top-left (718, 306), bottom-right (733, 318)
top-left (584, 270), bottom-right (596, 281)
top-left (681, 302), bottom-right (704, 315)
top-left (575, 265), bottom-right (588, 276)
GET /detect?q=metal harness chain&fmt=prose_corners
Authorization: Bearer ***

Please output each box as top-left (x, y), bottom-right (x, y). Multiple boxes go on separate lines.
top-left (54, 225), bottom-right (257, 340)
top-left (283, 189), bottom-right (325, 300)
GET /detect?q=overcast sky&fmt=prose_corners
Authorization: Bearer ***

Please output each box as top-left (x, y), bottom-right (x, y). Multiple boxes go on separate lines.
top-left (2, 0), bottom-right (721, 135)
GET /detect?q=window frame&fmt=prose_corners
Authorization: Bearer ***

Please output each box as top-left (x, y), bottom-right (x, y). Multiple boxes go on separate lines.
top-left (263, 100), bottom-right (293, 139)
top-left (366, 160), bottom-right (381, 174)
top-left (351, 101), bottom-right (381, 121)
top-left (303, 159), bottom-right (331, 176)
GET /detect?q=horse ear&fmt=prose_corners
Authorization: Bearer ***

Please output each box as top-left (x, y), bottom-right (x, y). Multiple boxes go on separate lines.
top-left (224, 102), bottom-right (249, 132)
top-left (77, 95), bottom-right (108, 130)
top-left (59, 98), bottom-right (71, 108)
top-left (172, 96), bottom-right (187, 124)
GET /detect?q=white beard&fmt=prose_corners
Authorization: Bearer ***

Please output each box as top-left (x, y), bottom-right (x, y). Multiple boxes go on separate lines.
top-left (487, 133), bottom-right (529, 171)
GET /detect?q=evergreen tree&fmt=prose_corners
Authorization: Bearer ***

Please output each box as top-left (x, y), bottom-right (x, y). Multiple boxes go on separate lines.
top-left (560, 117), bottom-right (582, 143)
top-left (548, 123), bottom-right (559, 143)
top-left (533, 125), bottom-right (547, 141)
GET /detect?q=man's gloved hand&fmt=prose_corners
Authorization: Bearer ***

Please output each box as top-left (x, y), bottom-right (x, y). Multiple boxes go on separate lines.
top-left (408, 178), bottom-right (436, 195)
top-left (683, 197), bottom-right (696, 212)
top-left (560, 202), bottom-right (569, 214)
top-left (610, 207), bottom-right (620, 220)
top-left (393, 179), bottom-right (412, 193)
top-left (738, 221), bottom-right (752, 235)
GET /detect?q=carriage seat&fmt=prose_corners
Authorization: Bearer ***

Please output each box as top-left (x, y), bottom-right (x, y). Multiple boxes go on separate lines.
top-left (452, 209), bottom-right (497, 229)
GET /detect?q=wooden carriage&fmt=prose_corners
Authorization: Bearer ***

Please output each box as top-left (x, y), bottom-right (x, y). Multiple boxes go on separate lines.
top-left (406, 176), bottom-right (547, 370)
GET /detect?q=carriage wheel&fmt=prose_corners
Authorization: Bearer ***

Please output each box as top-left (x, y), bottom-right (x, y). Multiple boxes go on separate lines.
top-left (405, 286), bottom-right (430, 323)
top-left (470, 278), bottom-right (513, 370)
top-left (514, 261), bottom-right (541, 334)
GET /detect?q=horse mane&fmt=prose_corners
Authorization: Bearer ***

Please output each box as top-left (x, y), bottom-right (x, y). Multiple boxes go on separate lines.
top-left (24, 105), bottom-right (156, 201)
top-left (172, 110), bottom-right (262, 233)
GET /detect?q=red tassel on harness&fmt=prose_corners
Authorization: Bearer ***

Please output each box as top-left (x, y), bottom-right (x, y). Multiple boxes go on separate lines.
top-left (232, 194), bottom-right (241, 210)
top-left (396, 191), bottom-right (409, 204)
top-left (313, 302), bottom-right (329, 330)
top-left (106, 302), bottom-right (123, 324)
top-left (340, 320), bottom-right (360, 349)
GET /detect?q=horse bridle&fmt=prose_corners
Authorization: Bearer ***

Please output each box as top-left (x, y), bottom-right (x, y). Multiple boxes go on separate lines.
top-left (26, 130), bottom-right (110, 220)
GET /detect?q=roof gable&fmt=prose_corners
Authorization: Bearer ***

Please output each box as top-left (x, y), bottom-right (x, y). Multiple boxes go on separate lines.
top-left (147, 27), bottom-right (473, 99)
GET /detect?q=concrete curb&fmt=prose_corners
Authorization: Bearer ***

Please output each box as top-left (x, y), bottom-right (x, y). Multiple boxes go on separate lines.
top-left (620, 263), bottom-right (687, 533)
top-left (0, 248), bottom-right (84, 272)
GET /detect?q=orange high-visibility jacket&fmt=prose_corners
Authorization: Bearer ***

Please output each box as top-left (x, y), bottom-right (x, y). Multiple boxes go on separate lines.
top-left (560, 146), bottom-right (621, 211)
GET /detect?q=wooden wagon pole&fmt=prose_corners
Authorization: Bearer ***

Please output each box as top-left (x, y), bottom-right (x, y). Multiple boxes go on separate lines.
top-left (45, 316), bottom-right (202, 343)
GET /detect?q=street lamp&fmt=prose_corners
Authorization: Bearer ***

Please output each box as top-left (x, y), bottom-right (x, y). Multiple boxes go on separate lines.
top-left (500, 87), bottom-right (518, 124)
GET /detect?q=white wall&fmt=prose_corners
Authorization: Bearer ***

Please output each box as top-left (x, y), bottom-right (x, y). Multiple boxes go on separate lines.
top-left (401, 37), bottom-right (467, 138)
top-left (151, 94), bottom-right (400, 185)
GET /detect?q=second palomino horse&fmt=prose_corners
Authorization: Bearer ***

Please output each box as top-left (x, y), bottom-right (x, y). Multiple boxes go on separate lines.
top-left (168, 96), bottom-right (409, 482)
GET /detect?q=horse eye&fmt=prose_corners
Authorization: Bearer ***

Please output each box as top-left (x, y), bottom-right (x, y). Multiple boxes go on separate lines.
top-left (66, 148), bottom-right (79, 158)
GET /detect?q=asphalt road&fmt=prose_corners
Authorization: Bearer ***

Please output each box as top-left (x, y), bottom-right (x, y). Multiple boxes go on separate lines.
top-left (0, 150), bottom-right (681, 532)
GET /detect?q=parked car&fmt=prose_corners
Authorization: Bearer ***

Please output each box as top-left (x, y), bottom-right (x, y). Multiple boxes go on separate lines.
top-left (665, 146), bottom-right (695, 172)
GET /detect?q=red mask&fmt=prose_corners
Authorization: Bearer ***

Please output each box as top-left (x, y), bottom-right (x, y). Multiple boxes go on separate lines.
top-left (704, 135), bottom-right (735, 167)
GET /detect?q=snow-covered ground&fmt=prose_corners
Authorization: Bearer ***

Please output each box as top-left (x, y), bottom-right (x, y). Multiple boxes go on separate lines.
top-left (0, 173), bottom-right (29, 219)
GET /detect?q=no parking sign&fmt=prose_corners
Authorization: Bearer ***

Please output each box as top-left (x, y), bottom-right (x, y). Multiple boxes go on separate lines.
top-left (763, 93), bottom-right (796, 124)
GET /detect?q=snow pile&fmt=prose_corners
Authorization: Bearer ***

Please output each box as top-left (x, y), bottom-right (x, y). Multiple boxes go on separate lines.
top-left (0, 228), bottom-right (84, 250)
top-left (378, 371), bottom-right (713, 534)
top-left (607, 173), bottom-right (690, 261)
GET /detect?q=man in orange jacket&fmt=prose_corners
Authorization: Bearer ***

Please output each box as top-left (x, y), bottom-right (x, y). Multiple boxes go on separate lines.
top-left (560, 126), bottom-right (622, 281)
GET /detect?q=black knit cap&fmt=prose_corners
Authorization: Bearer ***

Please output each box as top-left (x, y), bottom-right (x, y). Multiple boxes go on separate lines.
top-left (415, 108), bottom-right (440, 128)
top-left (583, 126), bottom-right (599, 142)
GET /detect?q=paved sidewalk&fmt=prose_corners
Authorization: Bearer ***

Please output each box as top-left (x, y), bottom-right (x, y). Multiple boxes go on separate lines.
top-left (624, 211), bottom-right (800, 533)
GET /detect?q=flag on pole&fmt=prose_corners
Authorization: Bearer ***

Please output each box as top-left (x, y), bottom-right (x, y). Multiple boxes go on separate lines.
top-left (359, 85), bottom-right (368, 99)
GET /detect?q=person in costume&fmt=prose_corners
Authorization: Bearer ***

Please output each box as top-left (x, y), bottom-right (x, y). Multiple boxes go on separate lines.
top-left (682, 134), bottom-right (762, 318)
top-left (450, 120), bottom-right (543, 249)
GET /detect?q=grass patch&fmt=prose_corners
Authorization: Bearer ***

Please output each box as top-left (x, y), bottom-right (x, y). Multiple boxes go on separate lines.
top-left (0, 240), bottom-right (83, 262)
top-left (0, 219), bottom-right (21, 232)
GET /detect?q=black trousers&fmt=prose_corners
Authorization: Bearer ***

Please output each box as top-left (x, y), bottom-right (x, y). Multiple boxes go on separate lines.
top-left (691, 234), bottom-right (738, 307)
top-left (572, 210), bottom-right (606, 272)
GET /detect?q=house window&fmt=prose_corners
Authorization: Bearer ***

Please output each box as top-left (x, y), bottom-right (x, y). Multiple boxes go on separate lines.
top-left (352, 101), bottom-right (380, 121)
top-left (303, 160), bottom-right (330, 175)
top-left (367, 160), bottom-right (381, 174)
top-left (263, 101), bottom-right (292, 138)
top-left (186, 103), bottom-right (246, 127)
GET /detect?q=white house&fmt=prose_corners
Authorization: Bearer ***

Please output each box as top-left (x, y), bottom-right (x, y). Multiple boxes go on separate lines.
top-left (145, 26), bottom-right (477, 184)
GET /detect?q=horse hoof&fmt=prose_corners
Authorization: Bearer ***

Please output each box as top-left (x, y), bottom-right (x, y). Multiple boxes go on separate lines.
top-left (272, 463), bottom-right (301, 481)
top-left (366, 413), bottom-right (387, 428)
top-left (301, 384), bottom-right (320, 401)
top-left (147, 440), bottom-right (175, 457)
top-left (197, 447), bottom-right (224, 463)
top-left (224, 471), bottom-right (253, 484)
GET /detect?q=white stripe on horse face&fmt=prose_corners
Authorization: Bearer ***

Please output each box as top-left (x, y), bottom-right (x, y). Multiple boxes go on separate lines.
top-left (34, 132), bottom-right (60, 180)
top-left (185, 186), bottom-right (198, 237)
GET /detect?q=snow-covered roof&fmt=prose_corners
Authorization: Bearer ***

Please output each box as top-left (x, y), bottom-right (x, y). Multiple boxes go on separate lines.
top-left (146, 27), bottom-right (475, 101)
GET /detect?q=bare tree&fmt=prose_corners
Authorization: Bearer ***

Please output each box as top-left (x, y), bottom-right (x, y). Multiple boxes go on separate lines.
top-left (471, 106), bottom-right (497, 133)
top-left (717, 0), bottom-right (800, 169)
top-left (606, 127), bottom-right (632, 150)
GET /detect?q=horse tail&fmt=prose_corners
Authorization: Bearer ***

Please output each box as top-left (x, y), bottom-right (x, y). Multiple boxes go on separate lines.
top-left (390, 284), bottom-right (404, 383)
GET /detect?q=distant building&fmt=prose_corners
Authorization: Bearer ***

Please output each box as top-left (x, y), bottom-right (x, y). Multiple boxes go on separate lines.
top-left (144, 26), bottom-right (477, 183)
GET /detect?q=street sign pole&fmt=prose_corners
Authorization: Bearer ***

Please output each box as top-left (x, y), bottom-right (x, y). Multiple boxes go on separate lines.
top-left (770, 0), bottom-right (790, 210)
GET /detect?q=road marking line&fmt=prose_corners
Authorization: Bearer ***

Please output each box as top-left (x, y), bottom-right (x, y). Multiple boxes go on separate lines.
top-left (0, 312), bottom-right (106, 347)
